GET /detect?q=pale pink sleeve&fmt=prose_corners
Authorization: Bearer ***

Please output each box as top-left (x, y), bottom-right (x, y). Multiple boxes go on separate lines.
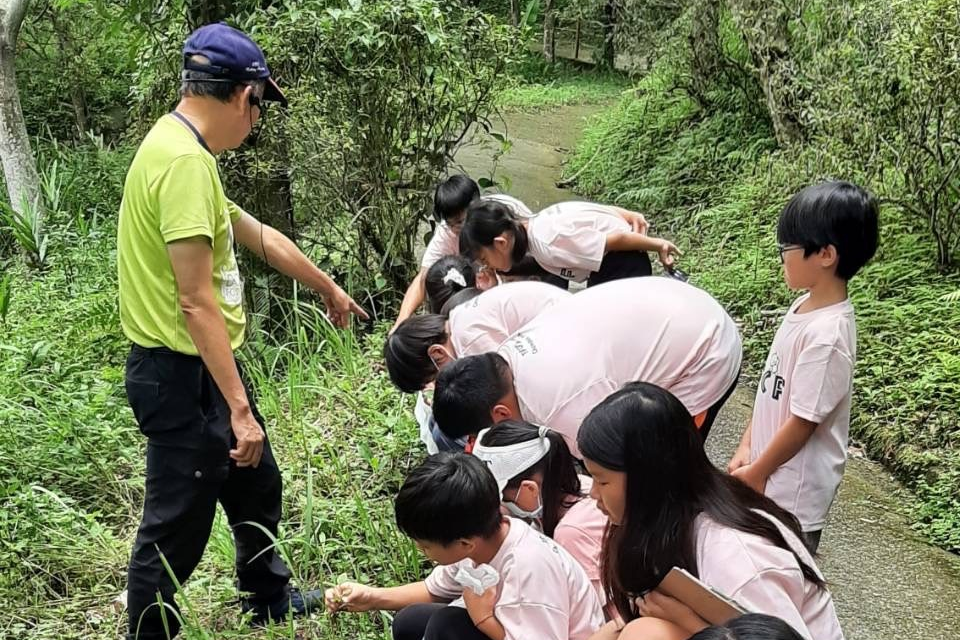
top-left (537, 224), bottom-right (608, 274)
top-left (420, 224), bottom-right (459, 269)
top-left (496, 589), bottom-right (570, 640)
top-left (424, 564), bottom-right (463, 601)
top-left (789, 343), bottom-right (853, 423)
top-left (726, 570), bottom-right (813, 640)
top-left (554, 522), bottom-right (601, 583)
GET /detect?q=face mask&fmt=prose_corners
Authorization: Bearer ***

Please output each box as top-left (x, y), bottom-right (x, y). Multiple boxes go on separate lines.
top-left (429, 345), bottom-right (456, 372)
top-left (503, 495), bottom-right (543, 529)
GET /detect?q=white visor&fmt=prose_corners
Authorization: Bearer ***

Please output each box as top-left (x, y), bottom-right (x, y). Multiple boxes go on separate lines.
top-left (472, 426), bottom-right (551, 493)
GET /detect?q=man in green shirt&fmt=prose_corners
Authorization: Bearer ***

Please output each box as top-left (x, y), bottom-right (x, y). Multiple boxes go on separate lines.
top-left (117, 23), bottom-right (367, 638)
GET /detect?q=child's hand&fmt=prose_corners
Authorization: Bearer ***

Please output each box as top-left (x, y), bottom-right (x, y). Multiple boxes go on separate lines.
top-left (621, 211), bottom-right (649, 235)
top-left (655, 239), bottom-right (681, 268)
top-left (635, 589), bottom-right (709, 635)
top-left (732, 464), bottom-right (768, 494)
top-left (324, 581), bottom-right (376, 613)
top-left (463, 584), bottom-right (499, 626)
top-left (728, 444), bottom-right (751, 473)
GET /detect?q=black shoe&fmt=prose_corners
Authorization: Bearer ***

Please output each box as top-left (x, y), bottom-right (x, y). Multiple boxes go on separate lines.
top-left (245, 587), bottom-right (323, 626)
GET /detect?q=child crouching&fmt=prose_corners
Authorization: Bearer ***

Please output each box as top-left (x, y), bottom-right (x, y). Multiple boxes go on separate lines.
top-left (325, 453), bottom-right (604, 640)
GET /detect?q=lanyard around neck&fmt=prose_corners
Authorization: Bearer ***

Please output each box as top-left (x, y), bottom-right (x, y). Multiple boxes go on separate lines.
top-left (170, 111), bottom-right (212, 154)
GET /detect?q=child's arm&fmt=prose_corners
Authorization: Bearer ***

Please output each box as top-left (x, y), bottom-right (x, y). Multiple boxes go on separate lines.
top-left (324, 580), bottom-right (440, 613)
top-left (731, 414), bottom-right (818, 493)
top-left (611, 207), bottom-right (649, 235)
top-left (392, 268), bottom-right (428, 332)
top-left (464, 585), bottom-right (506, 640)
top-left (605, 232), bottom-right (680, 267)
top-left (727, 418), bottom-right (753, 473)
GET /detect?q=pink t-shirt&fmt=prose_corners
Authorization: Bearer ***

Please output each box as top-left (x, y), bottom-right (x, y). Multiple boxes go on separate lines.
top-left (448, 281), bottom-right (571, 356)
top-left (499, 277), bottom-right (742, 457)
top-left (420, 193), bottom-right (533, 269)
top-left (526, 201), bottom-right (631, 282)
top-left (425, 518), bottom-right (605, 640)
top-left (750, 295), bottom-right (856, 532)
top-left (554, 476), bottom-right (608, 610)
top-left (695, 510), bottom-right (844, 640)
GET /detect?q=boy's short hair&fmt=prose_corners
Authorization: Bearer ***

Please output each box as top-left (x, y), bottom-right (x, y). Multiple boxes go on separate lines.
top-left (433, 353), bottom-right (512, 439)
top-left (395, 452), bottom-right (502, 545)
top-left (383, 315), bottom-right (449, 393)
top-left (434, 175), bottom-right (480, 222)
top-left (777, 181), bottom-right (879, 281)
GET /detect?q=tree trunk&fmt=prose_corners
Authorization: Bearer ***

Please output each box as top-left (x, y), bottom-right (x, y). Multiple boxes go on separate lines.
top-left (50, 11), bottom-right (87, 137)
top-left (543, 0), bottom-right (556, 63)
top-left (688, 0), bottom-right (721, 107)
top-left (727, 0), bottom-right (802, 147)
top-left (0, 0), bottom-right (41, 218)
top-left (509, 0), bottom-right (519, 27)
top-left (601, 0), bottom-right (617, 68)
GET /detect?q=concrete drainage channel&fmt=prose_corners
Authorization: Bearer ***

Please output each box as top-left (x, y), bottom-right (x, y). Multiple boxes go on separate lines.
top-left (456, 103), bottom-right (960, 639)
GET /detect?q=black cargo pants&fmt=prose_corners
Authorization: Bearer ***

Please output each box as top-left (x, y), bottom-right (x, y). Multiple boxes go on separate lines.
top-left (124, 345), bottom-right (290, 639)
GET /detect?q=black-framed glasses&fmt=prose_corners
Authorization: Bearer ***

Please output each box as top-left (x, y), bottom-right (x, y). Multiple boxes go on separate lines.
top-left (777, 243), bottom-right (804, 263)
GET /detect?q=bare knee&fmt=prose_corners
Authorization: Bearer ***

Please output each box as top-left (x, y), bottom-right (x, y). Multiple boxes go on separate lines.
top-left (620, 617), bottom-right (691, 640)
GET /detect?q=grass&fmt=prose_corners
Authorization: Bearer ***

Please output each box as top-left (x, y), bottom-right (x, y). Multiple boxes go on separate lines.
top-left (566, 46), bottom-right (960, 551)
top-left (497, 59), bottom-right (632, 112)
top-left (0, 140), bottom-right (431, 637)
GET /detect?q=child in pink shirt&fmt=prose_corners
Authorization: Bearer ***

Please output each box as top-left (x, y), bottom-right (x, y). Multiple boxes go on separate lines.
top-left (432, 277), bottom-right (742, 456)
top-left (471, 421), bottom-right (610, 615)
top-left (385, 280), bottom-right (570, 393)
top-left (729, 182), bottom-right (879, 551)
top-left (577, 382), bottom-right (843, 640)
top-left (325, 453), bottom-right (604, 640)
top-left (459, 200), bottom-right (680, 287)
top-left (393, 175), bottom-right (532, 330)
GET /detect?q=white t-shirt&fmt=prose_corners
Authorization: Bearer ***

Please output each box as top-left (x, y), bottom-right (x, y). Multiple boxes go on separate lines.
top-left (553, 476), bottom-right (607, 610)
top-left (750, 295), bottom-right (857, 532)
top-left (448, 281), bottom-right (571, 356)
top-left (425, 518), bottom-right (605, 640)
top-left (499, 277), bottom-right (742, 458)
top-left (421, 193), bottom-right (533, 269)
top-left (695, 510), bottom-right (844, 640)
top-left (526, 201), bottom-right (631, 283)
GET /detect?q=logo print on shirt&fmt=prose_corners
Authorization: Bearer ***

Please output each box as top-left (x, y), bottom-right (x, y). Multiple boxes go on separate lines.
top-left (760, 353), bottom-right (785, 401)
top-left (559, 268), bottom-right (575, 279)
top-left (509, 333), bottom-right (539, 357)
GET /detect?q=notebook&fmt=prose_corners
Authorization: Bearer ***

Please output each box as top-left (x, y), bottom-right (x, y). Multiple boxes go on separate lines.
top-left (656, 567), bottom-right (748, 625)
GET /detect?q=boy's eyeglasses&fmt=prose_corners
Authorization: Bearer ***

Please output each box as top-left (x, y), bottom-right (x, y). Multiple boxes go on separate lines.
top-left (777, 243), bottom-right (804, 263)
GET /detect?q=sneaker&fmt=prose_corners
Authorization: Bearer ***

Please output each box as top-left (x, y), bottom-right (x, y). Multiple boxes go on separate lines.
top-left (245, 587), bottom-right (324, 626)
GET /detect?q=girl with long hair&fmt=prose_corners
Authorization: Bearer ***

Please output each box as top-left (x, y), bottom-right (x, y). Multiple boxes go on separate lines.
top-left (577, 382), bottom-right (843, 640)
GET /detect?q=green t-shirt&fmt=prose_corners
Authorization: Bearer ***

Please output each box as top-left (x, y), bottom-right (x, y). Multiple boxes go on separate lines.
top-left (118, 114), bottom-right (246, 355)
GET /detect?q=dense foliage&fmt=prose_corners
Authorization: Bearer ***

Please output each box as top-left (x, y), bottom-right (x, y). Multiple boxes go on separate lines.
top-left (567, 0), bottom-right (960, 549)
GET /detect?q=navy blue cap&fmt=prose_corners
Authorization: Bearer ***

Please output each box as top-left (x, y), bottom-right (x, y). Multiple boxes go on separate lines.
top-left (183, 23), bottom-right (287, 106)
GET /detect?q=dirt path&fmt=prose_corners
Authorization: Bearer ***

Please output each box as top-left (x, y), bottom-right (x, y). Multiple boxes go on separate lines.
top-left (456, 104), bottom-right (960, 640)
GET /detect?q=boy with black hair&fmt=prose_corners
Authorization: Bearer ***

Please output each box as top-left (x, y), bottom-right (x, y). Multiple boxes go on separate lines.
top-left (392, 175), bottom-right (532, 331)
top-left (729, 180), bottom-right (880, 552)
top-left (325, 453), bottom-right (603, 640)
top-left (432, 277), bottom-right (743, 455)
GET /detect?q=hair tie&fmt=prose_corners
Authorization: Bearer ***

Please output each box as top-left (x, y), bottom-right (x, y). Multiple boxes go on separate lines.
top-left (442, 268), bottom-right (467, 287)
top-left (538, 425), bottom-right (549, 439)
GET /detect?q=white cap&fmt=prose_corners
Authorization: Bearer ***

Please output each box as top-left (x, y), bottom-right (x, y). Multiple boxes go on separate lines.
top-left (472, 426), bottom-right (551, 493)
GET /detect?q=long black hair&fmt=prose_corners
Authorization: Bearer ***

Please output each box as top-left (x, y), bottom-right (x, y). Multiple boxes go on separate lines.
top-left (478, 420), bottom-right (583, 537)
top-left (577, 382), bottom-right (825, 621)
top-left (425, 255), bottom-right (476, 313)
top-left (383, 315), bottom-right (448, 393)
top-left (459, 200), bottom-right (528, 266)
